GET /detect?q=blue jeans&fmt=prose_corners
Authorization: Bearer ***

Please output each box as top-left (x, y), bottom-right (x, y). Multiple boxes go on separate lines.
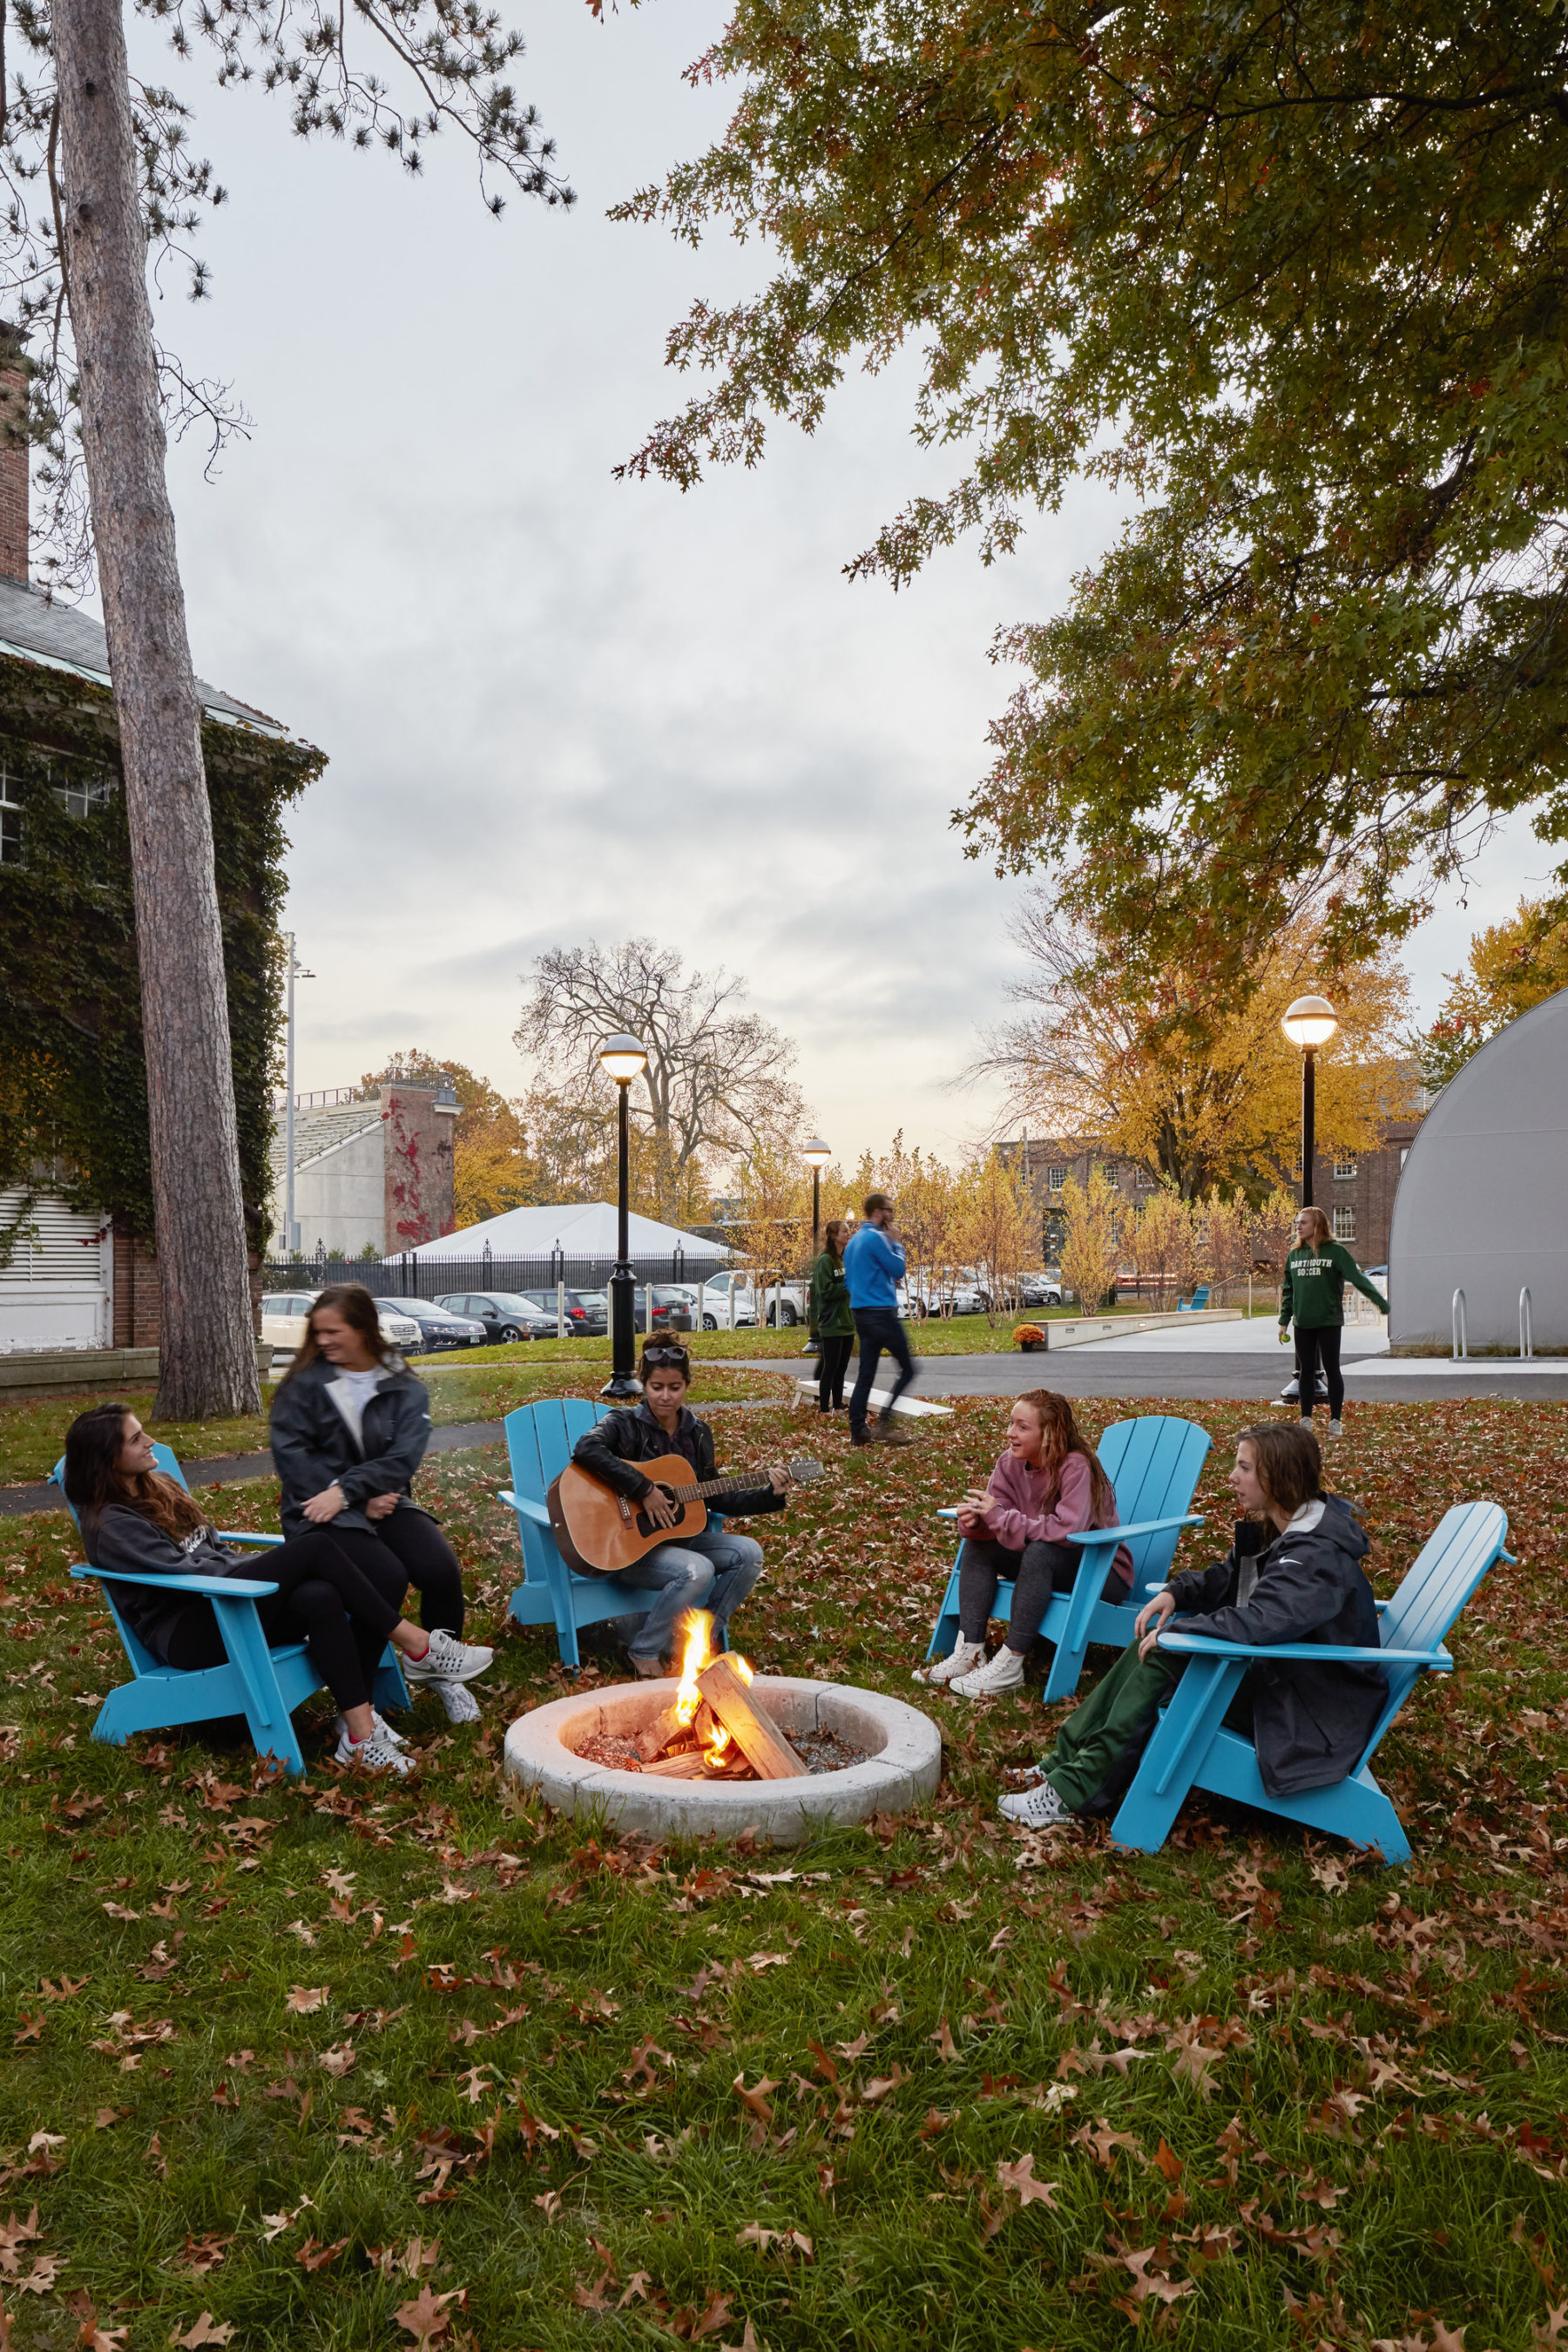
top-left (620, 1524), bottom-right (766, 1664)
top-left (848, 1308), bottom-right (917, 1437)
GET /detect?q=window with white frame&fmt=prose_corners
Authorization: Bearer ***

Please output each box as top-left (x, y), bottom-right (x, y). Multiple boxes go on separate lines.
top-left (1047, 1165), bottom-right (1066, 1193)
top-left (1332, 1207), bottom-right (1355, 1241)
top-left (1333, 1157), bottom-right (1358, 1180)
top-left (0, 771), bottom-right (20, 864)
top-left (53, 769), bottom-right (114, 821)
top-left (1103, 1164), bottom-right (1119, 1189)
top-left (1136, 1166), bottom-right (1153, 1189)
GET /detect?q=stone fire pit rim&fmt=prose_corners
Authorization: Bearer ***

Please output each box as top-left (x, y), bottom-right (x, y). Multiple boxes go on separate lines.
top-left (502, 1674), bottom-right (943, 1846)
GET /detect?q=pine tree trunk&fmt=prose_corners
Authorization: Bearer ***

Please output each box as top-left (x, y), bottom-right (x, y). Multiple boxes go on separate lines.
top-left (54, 0), bottom-right (260, 1419)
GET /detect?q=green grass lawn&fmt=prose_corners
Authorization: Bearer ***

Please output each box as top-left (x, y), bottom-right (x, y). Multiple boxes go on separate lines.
top-left (2, 1395), bottom-right (1565, 2347)
top-left (0, 1362), bottom-right (789, 1488)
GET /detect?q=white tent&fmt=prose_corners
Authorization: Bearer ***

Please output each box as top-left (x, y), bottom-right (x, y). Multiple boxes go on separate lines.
top-left (400, 1201), bottom-right (732, 1266)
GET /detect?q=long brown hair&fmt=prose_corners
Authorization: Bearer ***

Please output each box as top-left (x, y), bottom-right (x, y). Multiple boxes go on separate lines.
top-left (822, 1219), bottom-right (848, 1264)
top-left (1239, 1422), bottom-right (1322, 1517)
top-left (63, 1402), bottom-right (206, 1542)
top-left (1015, 1389), bottom-right (1116, 1519)
top-left (1296, 1206), bottom-right (1331, 1247)
top-left (274, 1283), bottom-right (398, 1391)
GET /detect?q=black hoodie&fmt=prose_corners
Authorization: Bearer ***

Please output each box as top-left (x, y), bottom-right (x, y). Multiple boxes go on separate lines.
top-left (1166, 1495), bottom-right (1387, 1796)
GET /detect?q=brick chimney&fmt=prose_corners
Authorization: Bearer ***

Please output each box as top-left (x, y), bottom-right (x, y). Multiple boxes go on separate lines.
top-left (0, 328), bottom-right (30, 584)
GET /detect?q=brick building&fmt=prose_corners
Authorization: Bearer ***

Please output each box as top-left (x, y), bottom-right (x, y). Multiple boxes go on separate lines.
top-left (999, 1106), bottom-right (1424, 1274)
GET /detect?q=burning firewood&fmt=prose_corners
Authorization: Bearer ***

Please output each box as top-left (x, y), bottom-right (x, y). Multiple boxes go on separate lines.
top-left (632, 1611), bottom-right (805, 1781)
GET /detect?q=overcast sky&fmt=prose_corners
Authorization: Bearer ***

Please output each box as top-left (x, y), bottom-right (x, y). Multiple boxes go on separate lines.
top-left (122, 0), bottom-right (1551, 1170)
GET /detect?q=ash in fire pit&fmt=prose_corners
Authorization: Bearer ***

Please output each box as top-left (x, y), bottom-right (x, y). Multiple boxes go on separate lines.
top-left (583, 1611), bottom-right (825, 1785)
top-left (574, 1723), bottom-right (868, 1777)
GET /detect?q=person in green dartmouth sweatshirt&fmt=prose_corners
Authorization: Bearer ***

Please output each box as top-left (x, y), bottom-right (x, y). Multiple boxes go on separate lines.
top-left (1278, 1206), bottom-right (1389, 1439)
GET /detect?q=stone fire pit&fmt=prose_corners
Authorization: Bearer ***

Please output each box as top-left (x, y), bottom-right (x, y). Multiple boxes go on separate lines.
top-left (503, 1676), bottom-right (943, 1845)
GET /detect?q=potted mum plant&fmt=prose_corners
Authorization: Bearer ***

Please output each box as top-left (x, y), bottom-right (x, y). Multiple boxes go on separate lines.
top-left (1013, 1322), bottom-right (1046, 1354)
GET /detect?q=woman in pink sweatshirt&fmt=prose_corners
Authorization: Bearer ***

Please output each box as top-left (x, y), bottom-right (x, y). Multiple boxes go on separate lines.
top-left (925, 1389), bottom-right (1131, 1698)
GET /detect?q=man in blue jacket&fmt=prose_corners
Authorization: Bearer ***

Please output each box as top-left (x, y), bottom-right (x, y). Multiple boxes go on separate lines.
top-left (843, 1193), bottom-right (922, 1446)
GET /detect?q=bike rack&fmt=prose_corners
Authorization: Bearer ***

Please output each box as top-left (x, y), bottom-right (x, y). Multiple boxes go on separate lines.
top-left (1451, 1288), bottom-right (1468, 1361)
top-left (1520, 1287), bottom-right (1534, 1362)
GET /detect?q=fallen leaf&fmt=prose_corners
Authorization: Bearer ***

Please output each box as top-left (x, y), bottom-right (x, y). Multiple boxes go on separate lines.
top-left (731, 2075), bottom-right (778, 2125)
top-left (294, 2238), bottom-right (348, 2274)
top-left (930, 2018), bottom-right (959, 2062)
top-left (286, 1987), bottom-right (328, 2015)
top-left (996, 2153), bottom-right (1060, 2210)
top-left (317, 2044), bottom-right (355, 2078)
top-left (692, 2292), bottom-right (735, 2340)
top-left (168, 2319), bottom-right (234, 2349)
top-left (394, 2284), bottom-right (463, 2346)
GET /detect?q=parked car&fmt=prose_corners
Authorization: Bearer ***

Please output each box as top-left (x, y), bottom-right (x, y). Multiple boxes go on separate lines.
top-left (436, 1290), bottom-right (554, 1342)
top-left (374, 1297), bottom-right (486, 1352)
top-left (636, 1285), bottom-right (696, 1335)
top-left (259, 1290), bottom-right (422, 1355)
top-left (1012, 1271), bottom-right (1063, 1308)
top-left (698, 1274), bottom-right (809, 1328)
top-left (522, 1288), bottom-right (609, 1336)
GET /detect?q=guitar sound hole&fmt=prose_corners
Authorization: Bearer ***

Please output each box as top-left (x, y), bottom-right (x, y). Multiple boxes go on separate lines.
top-left (635, 1491), bottom-right (685, 1539)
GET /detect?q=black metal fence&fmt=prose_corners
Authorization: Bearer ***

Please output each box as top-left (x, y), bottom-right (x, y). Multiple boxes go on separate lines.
top-left (259, 1250), bottom-right (731, 1302)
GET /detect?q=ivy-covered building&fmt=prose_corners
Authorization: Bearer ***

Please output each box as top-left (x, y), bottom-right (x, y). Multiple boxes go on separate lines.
top-left (0, 375), bottom-right (323, 1350)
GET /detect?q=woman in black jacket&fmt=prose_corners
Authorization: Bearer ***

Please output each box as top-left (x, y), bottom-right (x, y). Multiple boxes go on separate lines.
top-left (269, 1285), bottom-right (493, 1722)
top-left (999, 1420), bottom-right (1387, 1829)
top-left (569, 1342), bottom-right (786, 1675)
top-left (65, 1402), bottom-right (451, 1774)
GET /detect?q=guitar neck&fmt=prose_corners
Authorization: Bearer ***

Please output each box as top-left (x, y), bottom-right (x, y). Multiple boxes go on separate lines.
top-left (666, 1469), bottom-right (778, 1502)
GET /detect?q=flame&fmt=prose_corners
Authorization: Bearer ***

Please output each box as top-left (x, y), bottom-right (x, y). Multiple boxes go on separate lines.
top-left (671, 1609), bottom-right (756, 1768)
top-left (674, 1610), bottom-right (717, 1726)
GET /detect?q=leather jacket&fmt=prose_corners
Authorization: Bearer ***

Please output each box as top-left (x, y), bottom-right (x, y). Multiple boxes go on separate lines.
top-left (570, 1402), bottom-right (786, 1517)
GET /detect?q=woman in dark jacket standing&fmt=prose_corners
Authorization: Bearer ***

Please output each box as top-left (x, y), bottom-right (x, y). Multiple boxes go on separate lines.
top-left (270, 1286), bottom-right (493, 1722)
top-left (809, 1220), bottom-right (855, 1414)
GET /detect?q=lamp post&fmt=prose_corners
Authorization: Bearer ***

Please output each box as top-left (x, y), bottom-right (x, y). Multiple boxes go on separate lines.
top-left (801, 1137), bottom-right (831, 1357)
top-left (1280, 994), bottom-right (1339, 1402)
top-left (281, 931), bottom-right (314, 1256)
top-left (598, 1032), bottom-right (648, 1400)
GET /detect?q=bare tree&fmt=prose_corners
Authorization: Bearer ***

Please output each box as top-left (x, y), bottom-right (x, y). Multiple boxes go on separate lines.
top-left (30, 0), bottom-right (569, 1414)
top-left (516, 939), bottom-right (803, 1219)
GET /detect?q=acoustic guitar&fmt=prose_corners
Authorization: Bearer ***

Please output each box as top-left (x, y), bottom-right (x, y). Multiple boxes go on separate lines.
top-left (547, 1455), bottom-right (823, 1578)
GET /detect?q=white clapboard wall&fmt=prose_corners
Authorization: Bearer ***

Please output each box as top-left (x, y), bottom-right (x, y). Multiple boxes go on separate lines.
top-left (0, 1187), bottom-right (113, 1349)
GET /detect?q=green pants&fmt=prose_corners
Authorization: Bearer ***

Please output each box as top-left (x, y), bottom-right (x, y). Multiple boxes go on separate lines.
top-left (1043, 1639), bottom-right (1254, 1816)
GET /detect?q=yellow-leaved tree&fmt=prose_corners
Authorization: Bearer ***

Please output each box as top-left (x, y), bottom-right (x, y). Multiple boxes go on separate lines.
top-left (1418, 897), bottom-right (1568, 1089)
top-left (976, 899), bottom-right (1417, 1200)
top-left (956, 1150), bottom-right (1033, 1323)
top-left (1058, 1170), bottom-right (1121, 1311)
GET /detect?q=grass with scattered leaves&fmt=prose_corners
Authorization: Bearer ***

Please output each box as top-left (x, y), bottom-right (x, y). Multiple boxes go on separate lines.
top-left (1, 1394), bottom-right (1565, 2349)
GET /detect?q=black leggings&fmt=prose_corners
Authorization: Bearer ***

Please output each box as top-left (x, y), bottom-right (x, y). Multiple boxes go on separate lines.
top-left (327, 1510), bottom-right (466, 1638)
top-left (1296, 1325), bottom-right (1344, 1420)
top-left (162, 1528), bottom-right (407, 1713)
top-left (958, 1536), bottom-right (1128, 1649)
top-left (817, 1335), bottom-right (854, 1411)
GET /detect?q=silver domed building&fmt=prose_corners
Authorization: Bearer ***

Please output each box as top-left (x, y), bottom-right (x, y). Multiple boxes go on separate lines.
top-left (1389, 989), bottom-right (1568, 1354)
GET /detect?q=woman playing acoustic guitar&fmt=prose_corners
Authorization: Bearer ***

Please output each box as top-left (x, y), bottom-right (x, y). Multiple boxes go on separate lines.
top-left (569, 1343), bottom-right (787, 1677)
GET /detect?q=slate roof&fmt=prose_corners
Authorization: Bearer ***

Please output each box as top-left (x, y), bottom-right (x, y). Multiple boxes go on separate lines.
top-left (0, 575), bottom-right (290, 738)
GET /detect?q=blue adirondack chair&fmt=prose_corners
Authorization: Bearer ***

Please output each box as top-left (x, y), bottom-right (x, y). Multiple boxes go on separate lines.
top-left (1109, 1498), bottom-right (1511, 1864)
top-left (925, 1415), bottom-right (1212, 1703)
top-left (1178, 1286), bottom-right (1211, 1312)
top-left (501, 1398), bottom-right (729, 1671)
top-left (52, 1443), bottom-right (410, 1774)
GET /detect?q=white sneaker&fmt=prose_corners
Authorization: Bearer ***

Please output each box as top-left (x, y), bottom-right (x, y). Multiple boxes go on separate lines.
top-left (950, 1645), bottom-right (1026, 1699)
top-left (1326, 1418), bottom-right (1343, 1438)
top-left (333, 1708), bottom-right (406, 1749)
top-left (402, 1629), bottom-right (494, 1686)
top-left (430, 1678), bottom-right (482, 1725)
top-left (914, 1638), bottom-right (985, 1687)
top-left (998, 1779), bottom-right (1069, 1828)
top-left (334, 1727), bottom-right (413, 1776)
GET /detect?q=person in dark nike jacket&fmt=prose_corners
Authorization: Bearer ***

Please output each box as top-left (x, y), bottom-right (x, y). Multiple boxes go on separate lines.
top-left (999, 1420), bottom-right (1386, 1830)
